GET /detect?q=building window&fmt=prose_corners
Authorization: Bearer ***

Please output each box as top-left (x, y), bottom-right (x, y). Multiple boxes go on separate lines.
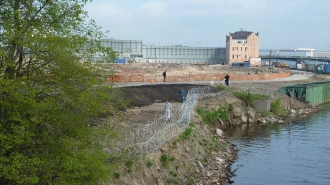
top-left (245, 47), bottom-right (248, 51)
top-left (232, 54), bottom-right (234, 59)
top-left (236, 47), bottom-right (238, 51)
top-left (245, 54), bottom-right (247, 58)
top-left (237, 55), bottom-right (239, 58)
top-left (241, 47), bottom-right (242, 51)
top-left (232, 47), bottom-right (234, 51)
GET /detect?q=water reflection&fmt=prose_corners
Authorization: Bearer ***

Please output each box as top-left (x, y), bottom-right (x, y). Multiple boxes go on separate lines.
top-left (226, 104), bottom-right (330, 185)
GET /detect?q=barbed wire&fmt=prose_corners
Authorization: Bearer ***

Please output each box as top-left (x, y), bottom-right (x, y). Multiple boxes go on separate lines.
top-left (102, 86), bottom-right (227, 157)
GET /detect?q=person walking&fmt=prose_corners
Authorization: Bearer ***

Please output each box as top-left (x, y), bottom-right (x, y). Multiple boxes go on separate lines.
top-left (179, 88), bottom-right (186, 103)
top-left (164, 100), bottom-right (172, 121)
top-left (162, 71), bottom-right (167, 82)
top-left (224, 74), bottom-right (230, 86)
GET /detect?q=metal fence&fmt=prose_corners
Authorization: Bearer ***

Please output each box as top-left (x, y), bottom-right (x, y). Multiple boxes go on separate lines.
top-left (99, 39), bottom-right (226, 64)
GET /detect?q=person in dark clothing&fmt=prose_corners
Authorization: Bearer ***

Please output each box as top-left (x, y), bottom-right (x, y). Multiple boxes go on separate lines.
top-left (179, 88), bottom-right (186, 103)
top-left (163, 71), bottom-right (167, 82)
top-left (224, 74), bottom-right (230, 86)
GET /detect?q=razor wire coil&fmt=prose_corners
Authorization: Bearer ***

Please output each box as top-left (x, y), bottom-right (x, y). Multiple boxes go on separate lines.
top-left (104, 86), bottom-right (227, 157)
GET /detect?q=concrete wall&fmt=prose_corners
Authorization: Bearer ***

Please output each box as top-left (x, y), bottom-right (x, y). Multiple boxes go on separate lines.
top-left (253, 100), bottom-right (271, 113)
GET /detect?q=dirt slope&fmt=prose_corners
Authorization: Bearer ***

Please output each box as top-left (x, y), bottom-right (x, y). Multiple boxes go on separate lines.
top-left (121, 84), bottom-right (220, 108)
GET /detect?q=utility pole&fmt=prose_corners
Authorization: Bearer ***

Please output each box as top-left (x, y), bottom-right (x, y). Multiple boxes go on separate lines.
top-left (268, 49), bottom-right (272, 69)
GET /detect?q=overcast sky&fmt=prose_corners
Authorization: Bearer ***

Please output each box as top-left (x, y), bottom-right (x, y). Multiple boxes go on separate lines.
top-left (84, 0), bottom-right (330, 51)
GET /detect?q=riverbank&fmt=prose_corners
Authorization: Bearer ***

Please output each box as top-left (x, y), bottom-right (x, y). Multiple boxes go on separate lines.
top-left (225, 104), bottom-right (330, 185)
top-left (105, 69), bottom-right (327, 185)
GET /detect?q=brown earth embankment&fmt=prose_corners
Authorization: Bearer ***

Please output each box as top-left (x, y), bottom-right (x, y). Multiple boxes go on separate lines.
top-left (109, 70), bottom-right (290, 83)
top-left (105, 63), bottom-right (291, 83)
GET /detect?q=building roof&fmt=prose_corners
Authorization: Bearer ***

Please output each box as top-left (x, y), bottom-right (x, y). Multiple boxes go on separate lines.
top-left (228, 29), bottom-right (258, 39)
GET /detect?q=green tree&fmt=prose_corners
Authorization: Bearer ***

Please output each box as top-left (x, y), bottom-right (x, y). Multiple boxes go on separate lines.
top-left (0, 0), bottom-right (125, 184)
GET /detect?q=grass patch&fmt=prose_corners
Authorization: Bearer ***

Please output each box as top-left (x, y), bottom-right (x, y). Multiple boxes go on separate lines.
top-left (125, 160), bottom-right (134, 173)
top-left (161, 154), bottom-right (169, 167)
top-left (271, 98), bottom-right (288, 116)
top-left (169, 170), bottom-right (178, 177)
top-left (216, 84), bottom-right (227, 91)
top-left (186, 178), bottom-right (195, 185)
top-left (147, 160), bottom-right (153, 168)
top-left (166, 179), bottom-right (179, 185)
top-left (173, 127), bottom-right (193, 146)
top-left (178, 128), bottom-right (192, 140)
top-left (228, 104), bottom-right (234, 112)
top-left (161, 154), bottom-right (168, 163)
top-left (261, 111), bottom-right (272, 117)
top-left (113, 172), bottom-right (120, 179)
top-left (196, 105), bottom-right (228, 124)
top-left (125, 160), bottom-right (133, 168)
top-left (234, 88), bottom-right (270, 107)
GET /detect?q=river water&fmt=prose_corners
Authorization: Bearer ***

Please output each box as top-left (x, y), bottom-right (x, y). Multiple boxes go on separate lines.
top-left (226, 104), bottom-right (330, 185)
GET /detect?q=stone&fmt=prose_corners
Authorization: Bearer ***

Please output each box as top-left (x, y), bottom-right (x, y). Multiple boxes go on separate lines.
top-left (203, 181), bottom-right (210, 185)
top-left (241, 114), bottom-right (248, 122)
top-left (206, 170), bottom-right (212, 177)
top-left (157, 178), bottom-right (165, 185)
top-left (248, 110), bottom-right (255, 119)
top-left (216, 128), bottom-right (223, 138)
top-left (219, 118), bottom-right (224, 126)
top-left (198, 161), bottom-right (204, 168)
top-left (233, 106), bottom-right (243, 117)
top-left (258, 119), bottom-right (266, 124)
top-left (215, 157), bottom-right (223, 162)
